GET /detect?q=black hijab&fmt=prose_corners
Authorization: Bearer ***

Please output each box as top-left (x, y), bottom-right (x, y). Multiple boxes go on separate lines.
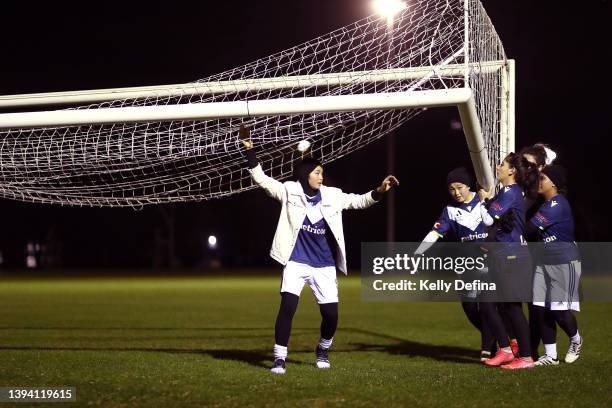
top-left (293, 157), bottom-right (322, 197)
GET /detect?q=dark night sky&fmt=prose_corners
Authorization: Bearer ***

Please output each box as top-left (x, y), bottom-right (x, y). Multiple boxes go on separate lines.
top-left (0, 0), bottom-right (609, 269)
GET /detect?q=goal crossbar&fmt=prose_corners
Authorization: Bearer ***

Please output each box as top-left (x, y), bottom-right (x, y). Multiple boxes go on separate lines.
top-left (0, 88), bottom-right (471, 129)
top-left (0, 57), bottom-right (511, 194)
top-left (0, 87), bottom-right (496, 190)
top-left (0, 61), bottom-right (505, 109)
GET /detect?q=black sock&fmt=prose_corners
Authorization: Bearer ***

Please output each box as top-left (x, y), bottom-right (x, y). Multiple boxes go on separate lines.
top-left (462, 302), bottom-right (481, 331)
top-left (528, 303), bottom-right (543, 359)
top-left (502, 302), bottom-right (531, 358)
top-left (499, 305), bottom-right (516, 340)
top-left (319, 302), bottom-right (338, 342)
top-left (479, 302), bottom-right (510, 348)
top-left (274, 292), bottom-right (299, 347)
top-left (552, 310), bottom-right (578, 339)
top-left (534, 305), bottom-right (557, 347)
top-left (480, 308), bottom-right (497, 353)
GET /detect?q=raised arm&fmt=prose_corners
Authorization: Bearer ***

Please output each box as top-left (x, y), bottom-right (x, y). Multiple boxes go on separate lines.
top-left (341, 175), bottom-right (399, 210)
top-left (242, 126), bottom-right (285, 202)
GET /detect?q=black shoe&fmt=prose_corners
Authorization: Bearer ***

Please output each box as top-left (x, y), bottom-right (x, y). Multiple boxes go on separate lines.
top-left (315, 345), bottom-right (331, 369)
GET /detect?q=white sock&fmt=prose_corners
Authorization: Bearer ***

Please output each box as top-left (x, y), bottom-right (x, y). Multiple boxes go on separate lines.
top-left (544, 343), bottom-right (557, 360)
top-left (571, 331), bottom-right (581, 343)
top-left (274, 344), bottom-right (287, 361)
top-left (501, 346), bottom-right (512, 353)
top-left (319, 337), bottom-right (333, 350)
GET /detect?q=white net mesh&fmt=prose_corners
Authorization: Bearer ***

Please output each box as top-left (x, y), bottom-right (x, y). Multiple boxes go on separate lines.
top-left (0, 0), bottom-right (507, 207)
top-left (468, 0), bottom-right (510, 169)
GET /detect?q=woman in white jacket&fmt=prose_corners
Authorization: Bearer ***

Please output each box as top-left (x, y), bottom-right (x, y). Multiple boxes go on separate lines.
top-left (242, 133), bottom-right (398, 374)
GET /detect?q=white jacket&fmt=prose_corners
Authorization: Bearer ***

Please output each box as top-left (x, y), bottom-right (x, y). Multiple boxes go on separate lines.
top-left (249, 164), bottom-right (378, 274)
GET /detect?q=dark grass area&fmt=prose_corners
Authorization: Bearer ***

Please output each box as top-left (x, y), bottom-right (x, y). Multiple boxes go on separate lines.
top-left (0, 275), bottom-right (610, 407)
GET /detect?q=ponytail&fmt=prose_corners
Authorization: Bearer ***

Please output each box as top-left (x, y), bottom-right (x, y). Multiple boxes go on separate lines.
top-left (519, 143), bottom-right (557, 167)
top-left (506, 153), bottom-right (540, 200)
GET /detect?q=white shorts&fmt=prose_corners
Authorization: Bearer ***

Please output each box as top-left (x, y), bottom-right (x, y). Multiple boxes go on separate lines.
top-left (532, 261), bottom-right (581, 311)
top-left (281, 261), bottom-right (338, 304)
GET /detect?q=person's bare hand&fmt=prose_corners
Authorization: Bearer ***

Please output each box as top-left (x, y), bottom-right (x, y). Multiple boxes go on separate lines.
top-left (478, 186), bottom-right (494, 201)
top-left (376, 175), bottom-right (399, 193)
top-left (239, 125), bottom-right (253, 150)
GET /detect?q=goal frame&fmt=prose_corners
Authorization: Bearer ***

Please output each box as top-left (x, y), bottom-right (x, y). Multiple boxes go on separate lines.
top-left (0, 60), bottom-right (515, 191)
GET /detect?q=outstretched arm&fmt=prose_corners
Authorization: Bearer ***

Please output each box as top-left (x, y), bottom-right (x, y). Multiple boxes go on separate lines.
top-left (414, 231), bottom-right (440, 255)
top-left (415, 208), bottom-right (450, 254)
top-left (342, 175), bottom-right (399, 210)
top-left (377, 175), bottom-right (400, 194)
top-left (242, 126), bottom-right (285, 202)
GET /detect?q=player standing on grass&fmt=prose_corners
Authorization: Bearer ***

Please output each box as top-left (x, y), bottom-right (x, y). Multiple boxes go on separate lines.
top-left (528, 165), bottom-right (583, 366)
top-left (240, 127), bottom-right (399, 374)
top-left (478, 153), bottom-right (540, 369)
top-left (415, 167), bottom-right (497, 361)
top-left (520, 143), bottom-right (557, 360)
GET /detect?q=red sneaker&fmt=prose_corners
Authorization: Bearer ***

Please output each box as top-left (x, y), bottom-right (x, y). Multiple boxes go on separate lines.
top-left (484, 349), bottom-right (515, 366)
top-left (510, 339), bottom-right (519, 357)
top-left (501, 357), bottom-right (534, 369)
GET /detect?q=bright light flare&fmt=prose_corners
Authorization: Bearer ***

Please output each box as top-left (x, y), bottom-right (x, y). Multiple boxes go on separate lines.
top-left (207, 235), bottom-right (218, 249)
top-left (372, 0), bottom-right (407, 27)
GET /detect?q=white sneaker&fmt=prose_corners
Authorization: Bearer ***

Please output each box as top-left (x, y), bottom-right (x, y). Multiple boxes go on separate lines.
top-left (534, 355), bottom-right (559, 366)
top-left (270, 359), bottom-right (286, 374)
top-left (565, 337), bottom-right (583, 363)
top-left (315, 345), bottom-right (331, 369)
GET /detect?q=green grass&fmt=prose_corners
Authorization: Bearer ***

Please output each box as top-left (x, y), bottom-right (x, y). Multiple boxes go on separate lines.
top-left (0, 274), bottom-right (610, 407)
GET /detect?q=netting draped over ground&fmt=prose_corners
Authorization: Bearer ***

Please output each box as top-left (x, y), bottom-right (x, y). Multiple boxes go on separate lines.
top-left (0, 0), bottom-right (506, 207)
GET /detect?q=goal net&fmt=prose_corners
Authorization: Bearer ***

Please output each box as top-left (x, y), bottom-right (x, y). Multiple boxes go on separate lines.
top-left (0, 0), bottom-right (513, 207)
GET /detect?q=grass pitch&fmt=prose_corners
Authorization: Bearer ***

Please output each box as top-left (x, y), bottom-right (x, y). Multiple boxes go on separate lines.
top-left (0, 274), bottom-right (610, 407)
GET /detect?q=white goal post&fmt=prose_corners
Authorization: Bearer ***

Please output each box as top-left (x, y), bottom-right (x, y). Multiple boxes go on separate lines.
top-left (0, 61), bottom-right (514, 190)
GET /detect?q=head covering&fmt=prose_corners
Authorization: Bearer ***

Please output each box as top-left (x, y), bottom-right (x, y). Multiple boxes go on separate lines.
top-left (543, 146), bottom-right (557, 165)
top-left (446, 167), bottom-right (472, 188)
top-left (294, 157), bottom-right (323, 196)
top-left (541, 164), bottom-right (567, 190)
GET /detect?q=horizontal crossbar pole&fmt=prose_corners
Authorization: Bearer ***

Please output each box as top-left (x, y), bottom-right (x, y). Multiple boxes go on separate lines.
top-left (0, 61), bottom-right (506, 109)
top-left (0, 88), bottom-right (472, 130)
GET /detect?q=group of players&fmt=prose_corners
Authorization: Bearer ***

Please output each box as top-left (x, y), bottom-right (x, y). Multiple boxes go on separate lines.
top-left (241, 128), bottom-right (581, 373)
top-left (418, 144), bottom-right (582, 369)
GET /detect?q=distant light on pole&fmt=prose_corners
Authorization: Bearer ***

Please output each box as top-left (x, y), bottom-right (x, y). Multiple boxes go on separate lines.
top-left (207, 235), bottom-right (218, 249)
top-left (373, 0), bottom-right (406, 244)
top-left (372, 0), bottom-right (407, 27)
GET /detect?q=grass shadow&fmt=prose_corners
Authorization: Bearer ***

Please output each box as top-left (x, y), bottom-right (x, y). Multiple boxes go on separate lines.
top-left (0, 345), bottom-right (312, 369)
top-left (343, 327), bottom-right (479, 364)
top-left (0, 326), bottom-right (480, 366)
